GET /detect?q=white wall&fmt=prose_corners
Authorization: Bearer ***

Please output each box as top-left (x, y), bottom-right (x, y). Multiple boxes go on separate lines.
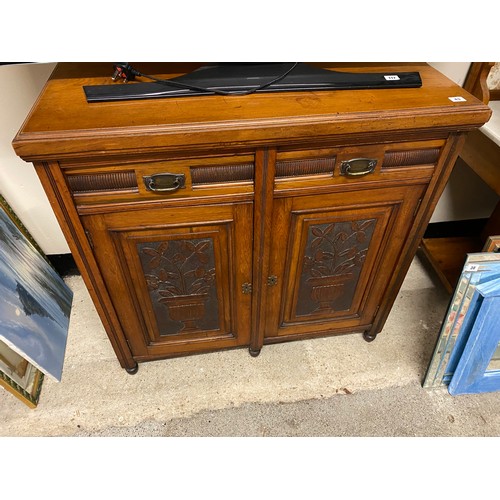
top-left (428, 62), bottom-right (500, 223)
top-left (431, 157), bottom-right (500, 222)
top-left (0, 63), bottom-right (69, 255)
top-left (428, 62), bottom-right (471, 87)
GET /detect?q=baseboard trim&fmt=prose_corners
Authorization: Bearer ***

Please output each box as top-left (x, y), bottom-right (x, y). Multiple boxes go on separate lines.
top-left (48, 253), bottom-right (79, 277)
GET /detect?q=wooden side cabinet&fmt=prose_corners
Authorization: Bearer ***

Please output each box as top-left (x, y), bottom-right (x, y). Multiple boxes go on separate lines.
top-left (12, 63), bottom-right (491, 373)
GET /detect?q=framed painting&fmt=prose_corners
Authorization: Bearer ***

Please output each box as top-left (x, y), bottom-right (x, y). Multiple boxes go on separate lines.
top-left (0, 195), bottom-right (73, 407)
top-left (483, 235), bottom-right (500, 253)
top-left (0, 338), bottom-right (44, 408)
top-left (423, 252), bottom-right (500, 389)
top-left (448, 277), bottom-right (500, 395)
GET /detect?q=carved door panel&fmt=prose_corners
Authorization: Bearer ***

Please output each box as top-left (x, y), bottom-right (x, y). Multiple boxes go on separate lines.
top-left (82, 202), bottom-right (253, 359)
top-left (264, 184), bottom-right (426, 340)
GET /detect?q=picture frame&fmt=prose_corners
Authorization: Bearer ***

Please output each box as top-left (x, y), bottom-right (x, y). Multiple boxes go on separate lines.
top-left (0, 194), bottom-right (72, 407)
top-left (483, 235), bottom-right (500, 253)
top-left (0, 195), bottom-right (45, 407)
top-left (423, 252), bottom-right (500, 389)
top-left (0, 340), bottom-right (44, 408)
top-left (448, 277), bottom-right (500, 395)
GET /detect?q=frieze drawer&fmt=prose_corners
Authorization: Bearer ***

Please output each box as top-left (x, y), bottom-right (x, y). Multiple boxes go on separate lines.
top-left (63, 154), bottom-right (256, 209)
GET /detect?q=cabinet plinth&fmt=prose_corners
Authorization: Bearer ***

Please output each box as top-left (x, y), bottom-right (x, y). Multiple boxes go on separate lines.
top-left (12, 63), bottom-right (491, 371)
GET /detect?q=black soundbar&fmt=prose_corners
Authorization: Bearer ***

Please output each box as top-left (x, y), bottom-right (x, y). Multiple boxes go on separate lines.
top-left (83, 63), bottom-right (422, 103)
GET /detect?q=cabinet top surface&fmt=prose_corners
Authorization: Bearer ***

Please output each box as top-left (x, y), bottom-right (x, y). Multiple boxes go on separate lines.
top-left (13, 62), bottom-right (492, 160)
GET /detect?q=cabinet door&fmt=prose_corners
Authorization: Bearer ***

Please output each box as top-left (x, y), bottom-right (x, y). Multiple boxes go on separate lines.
top-left (82, 202), bottom-right (253, 360)
top-left (264, 184), bottom-right (426, 340)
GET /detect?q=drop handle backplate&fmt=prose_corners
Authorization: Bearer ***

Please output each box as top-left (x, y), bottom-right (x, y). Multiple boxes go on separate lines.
top-left (340, 158), bottom-right (377, 177)
top-left (143, 173), bottom-right (186, 193)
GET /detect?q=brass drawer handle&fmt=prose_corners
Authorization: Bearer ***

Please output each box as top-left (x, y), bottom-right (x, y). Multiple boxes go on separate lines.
top-left (143, 173), bottom-right (185, 193)
top-left (340, 158), bottom-right (377, 177)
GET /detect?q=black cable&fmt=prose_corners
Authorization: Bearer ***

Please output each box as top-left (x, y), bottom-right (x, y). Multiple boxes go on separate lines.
top-left (118, 63), bottom-right (299, 96)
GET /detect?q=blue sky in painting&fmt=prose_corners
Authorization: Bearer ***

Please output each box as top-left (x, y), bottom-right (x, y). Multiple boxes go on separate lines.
top-left (0, 208), bottom-right (72, 381)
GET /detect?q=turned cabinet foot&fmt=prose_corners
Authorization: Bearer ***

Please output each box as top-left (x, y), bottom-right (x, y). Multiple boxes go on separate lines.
top-left (363, 330), bottom-right (377, 343)
top-left (125, 363), bottom-right (139, 375)
top-left (249, 347), bottom-right (261, 357)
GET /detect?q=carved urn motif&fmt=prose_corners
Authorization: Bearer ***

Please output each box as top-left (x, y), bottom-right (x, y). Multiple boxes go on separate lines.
top-left (159, 293), bottom-right (209, 332)
top-left (307, 273), bottom-right (354, 312)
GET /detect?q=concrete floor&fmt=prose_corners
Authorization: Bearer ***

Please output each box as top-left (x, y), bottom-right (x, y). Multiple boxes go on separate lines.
top-left (1, 254), bottom-right (499, 437)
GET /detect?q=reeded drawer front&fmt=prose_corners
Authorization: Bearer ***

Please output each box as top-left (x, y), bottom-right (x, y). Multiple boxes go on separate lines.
top-left (64, 139), bottom-right (444, 208)
top-left (274, 139), bottom-right (445, 194)
top-left (63, 154), bottom-right (255, 207)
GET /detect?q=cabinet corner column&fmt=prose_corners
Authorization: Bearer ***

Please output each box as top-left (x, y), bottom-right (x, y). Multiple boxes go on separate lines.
top-left (250, 148), bottom-right (276, 356)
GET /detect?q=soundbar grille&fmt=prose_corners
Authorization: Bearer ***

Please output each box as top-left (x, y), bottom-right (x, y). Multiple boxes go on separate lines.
top-left (383, 148), bottom-right (441, 168)
top-left (190, 163), bottom-right (254, 185)
top-left (67, 172), bottom-right (138, 194)
top-left (276, 157), bottom-right (336, 177)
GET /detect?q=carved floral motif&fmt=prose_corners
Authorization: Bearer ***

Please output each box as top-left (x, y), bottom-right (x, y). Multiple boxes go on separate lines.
top-left (138, 238), bottom-right (218, 334)
top-left (142, 240), bottom-right (215, 297)
top-left (296, 219), bottom-right (376, 315)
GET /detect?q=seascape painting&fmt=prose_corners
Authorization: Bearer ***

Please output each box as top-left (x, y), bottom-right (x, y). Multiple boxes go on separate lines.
top-left (0, 201), bottom-right (73, 382)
